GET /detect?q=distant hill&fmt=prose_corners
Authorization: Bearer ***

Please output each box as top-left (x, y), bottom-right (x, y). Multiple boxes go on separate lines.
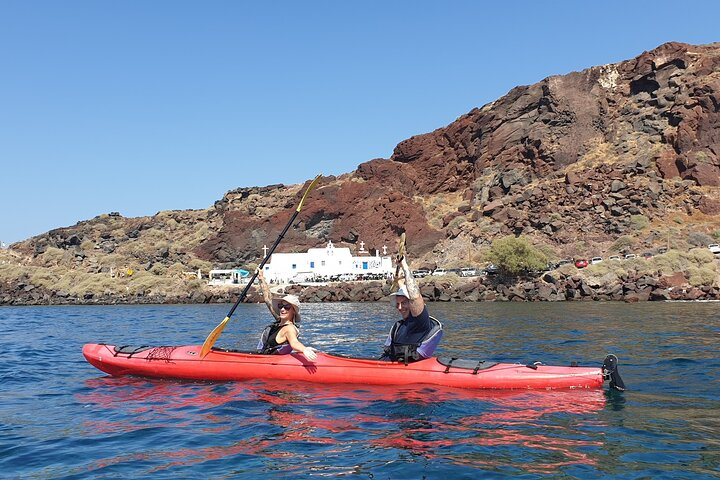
top-left (3, 41), bottom-right (720, 304)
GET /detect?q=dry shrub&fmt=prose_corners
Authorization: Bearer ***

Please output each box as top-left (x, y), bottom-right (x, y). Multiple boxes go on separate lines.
top-left (688, 248), bottom-right (715, 264)
top-left (652, 251), bottom-right (695, 274)
top-left (687, 266), bottom-right (717, 287)
top-left (586, 262), bottom-right (626, 277)
top-left (447, 216), bottom-right (466, 230)
top-left (150, 264), bottom-right (168, 276)
top-left (688, 232), bottom-right (714, 247)
top-left (40, 247), bottom-right (71, 267)
top-left (629, 215), bottom-right (650, 231)
top-left (187, 257), bottom-right (213, 272)
top-left (130, 272), bottom-right (169, 295)
top-left (167, 262), bottom-right (188, 277)
top-left (72, 274), bottom-right (121, 295)
top-left (0, 263), bottom-right (27, 282)
top-left (28, 267), bottom-right (64, 288)
top-left (610, 235), bottom-right (636, 253)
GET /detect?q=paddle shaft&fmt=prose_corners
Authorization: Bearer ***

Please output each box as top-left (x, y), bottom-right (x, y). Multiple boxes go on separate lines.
top-left (225, 208), bottom-right (299, 319)
top-left (200, 175), bottom-right (321, 357)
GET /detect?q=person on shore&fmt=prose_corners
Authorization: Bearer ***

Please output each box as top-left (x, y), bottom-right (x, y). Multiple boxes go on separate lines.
top-left (256, 268), bottom-right (318, 361)
top-left (380, 255), bottom-right (443, 363)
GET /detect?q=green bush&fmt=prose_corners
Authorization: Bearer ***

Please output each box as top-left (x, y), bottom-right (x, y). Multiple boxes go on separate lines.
top-left (687, 266), bottom-right (716, 287)
top-left (485, 235), bottom-right (548, 276)
top-left (653, 251), bottom-right (693, 274)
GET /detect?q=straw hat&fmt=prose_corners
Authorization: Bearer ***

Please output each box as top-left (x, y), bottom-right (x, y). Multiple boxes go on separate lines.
top-left (272, 294), bottom-right (301, 323)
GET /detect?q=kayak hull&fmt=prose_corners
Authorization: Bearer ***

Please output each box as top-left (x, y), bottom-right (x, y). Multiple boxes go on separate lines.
top-left (83, 343), bottom-right (606, 390)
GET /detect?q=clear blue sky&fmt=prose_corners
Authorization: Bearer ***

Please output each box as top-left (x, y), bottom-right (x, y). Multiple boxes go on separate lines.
top-left (1, 1), bottom-right (718, 245)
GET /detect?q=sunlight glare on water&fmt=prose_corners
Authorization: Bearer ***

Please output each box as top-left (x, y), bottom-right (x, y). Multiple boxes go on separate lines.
top-left (0, 302), bottom-right (718, 478)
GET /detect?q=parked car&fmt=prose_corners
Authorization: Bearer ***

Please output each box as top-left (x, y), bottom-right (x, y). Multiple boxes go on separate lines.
top-left (608, 255), bottom-right (621, 261)
top-left (412, 269), bottom-right (431, 278)
top-left (657, 247), bottom-right (668, 254)
top-left (590, 257), bottom-right (603, 265)
top-left (708, 244), bottom-right (720, 255)
top-left (624, 253), bottom-right (637, 260)
top-left (484, 264), bottom-right (499, 275)
top-left (460, 267), bottom-right (478, 277)
top-left (641, 252), bottom-right (654, 260)
top-left (574, 259), bottom-right (589, 268)
top-left (556, 259), bottom-right (574, 267)
top-left (432, 268), bottom-right (447, 276)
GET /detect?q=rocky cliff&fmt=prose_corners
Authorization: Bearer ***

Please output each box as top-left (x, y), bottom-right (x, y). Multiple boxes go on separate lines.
top-left (3, 41), bottom-right (720, 304)
top-left (198, 41), bottom-right (720, 268)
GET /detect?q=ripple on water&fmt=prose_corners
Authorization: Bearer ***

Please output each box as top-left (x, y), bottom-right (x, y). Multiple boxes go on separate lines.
top-left (2, 303), bottom-right (720, 479)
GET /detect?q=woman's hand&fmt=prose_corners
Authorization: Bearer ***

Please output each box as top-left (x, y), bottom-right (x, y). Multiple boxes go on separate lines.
top-left (303, 347), bottom-right (318, 362)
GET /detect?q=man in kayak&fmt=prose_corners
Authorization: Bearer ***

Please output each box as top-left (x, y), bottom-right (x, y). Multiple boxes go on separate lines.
top-left (256, 268), bottom-right (318, 361)
top-left (380, 255), bottom-right (443, 363)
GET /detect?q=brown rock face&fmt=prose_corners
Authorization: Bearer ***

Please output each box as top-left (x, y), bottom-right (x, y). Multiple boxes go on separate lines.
top-left (392, 42), bottom-right (720, 191)
top-left (190, 42), bottom-right (720, 265)
top-left (194, 172), bottom-right (444, 264)
top-left (10, 42), bottom-right (720, 280)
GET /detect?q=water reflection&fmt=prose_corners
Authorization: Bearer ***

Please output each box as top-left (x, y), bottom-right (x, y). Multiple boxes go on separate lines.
top-left (77, 377), bottom-right (608, 475)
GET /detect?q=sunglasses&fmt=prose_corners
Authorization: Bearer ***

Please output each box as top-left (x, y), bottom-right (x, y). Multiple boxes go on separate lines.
top-left (277, 303), bottom-right (293, 311)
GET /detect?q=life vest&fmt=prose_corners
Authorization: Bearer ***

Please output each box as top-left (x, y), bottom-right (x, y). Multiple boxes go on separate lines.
top-left (384, 316), bottom-right (443, 364)
top-left (257, 322), bottom-right (295, 355)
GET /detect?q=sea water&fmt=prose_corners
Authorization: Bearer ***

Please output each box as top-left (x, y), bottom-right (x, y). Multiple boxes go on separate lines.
top-left (0, 301), bottom-right (718, 479)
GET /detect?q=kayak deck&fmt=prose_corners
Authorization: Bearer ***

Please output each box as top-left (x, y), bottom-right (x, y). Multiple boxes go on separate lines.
top-left (82, 343), bottom-right (609, 390)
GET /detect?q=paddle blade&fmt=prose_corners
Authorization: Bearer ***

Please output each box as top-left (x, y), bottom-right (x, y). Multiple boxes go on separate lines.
top-left (397, 232), bottom-right (406, 260)
top-left (296, 175), bottom-right (321, 212)
top-left (391, 233), bottom-right (407, 291)
top-left (200, 316), bottom-right (230, 357)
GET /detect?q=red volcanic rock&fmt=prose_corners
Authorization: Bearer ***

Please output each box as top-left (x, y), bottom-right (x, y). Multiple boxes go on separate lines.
top-left (386, 41), bottom-right (720, 202)
top-left (196, 172), bottom-right (444, 264)
top-left (659, 272), bottom-right (688, 289)
top-left (655, 147), bottom-right (682, 178)
top-left (698, 195), bottom-right (720, 215)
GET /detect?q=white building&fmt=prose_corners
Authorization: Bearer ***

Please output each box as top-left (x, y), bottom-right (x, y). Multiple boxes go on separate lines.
top-left (208, 268), bottom-right (250, 286)
top-left (263, 240), bottom-right (394, 283)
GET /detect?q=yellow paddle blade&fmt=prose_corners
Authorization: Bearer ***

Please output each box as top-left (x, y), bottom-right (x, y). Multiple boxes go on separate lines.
top-left (200, 316), bottom-right (230, 357)
top-left (391, 232), bottom-right (407, 291)
top-left (296, 174), bottom-right (321, 212)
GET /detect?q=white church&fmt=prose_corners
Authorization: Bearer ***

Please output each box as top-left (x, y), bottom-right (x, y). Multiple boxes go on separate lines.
top-left (262, 240), bottom-right (395, 284)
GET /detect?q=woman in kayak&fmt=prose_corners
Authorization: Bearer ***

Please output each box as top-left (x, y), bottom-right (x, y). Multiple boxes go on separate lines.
top-left (381, 253), bottom-right (443, 363)
top-left (256, 268), bottom-right (318, 361)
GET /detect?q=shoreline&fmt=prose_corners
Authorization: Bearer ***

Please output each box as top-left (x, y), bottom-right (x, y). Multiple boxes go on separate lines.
top-left (3, 271), bottom-right (719, 306)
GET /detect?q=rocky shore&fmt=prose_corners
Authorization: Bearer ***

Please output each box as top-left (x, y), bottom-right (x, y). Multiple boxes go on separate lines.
top-left (3, 270), bottom-right (718, 306)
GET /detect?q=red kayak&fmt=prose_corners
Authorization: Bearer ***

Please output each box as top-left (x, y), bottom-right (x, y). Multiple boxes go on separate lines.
top-left (83, 344), bottom-right (624, 390)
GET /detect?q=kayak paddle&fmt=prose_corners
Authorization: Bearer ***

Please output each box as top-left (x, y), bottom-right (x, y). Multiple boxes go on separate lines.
top-left (200, 174), bottom-right (322, 357)
top-left (390, 232), bottom-right (406, 292)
